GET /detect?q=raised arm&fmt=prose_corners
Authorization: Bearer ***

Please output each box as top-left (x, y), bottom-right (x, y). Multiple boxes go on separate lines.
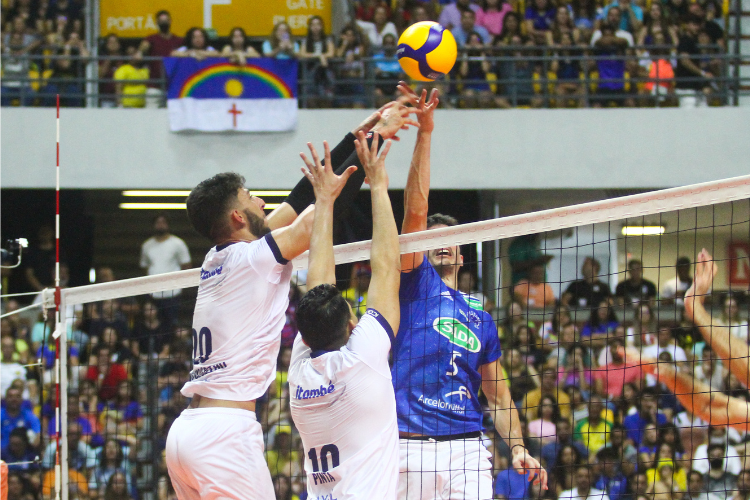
top-left (354, 131), bottom-right (401, 333)
top-left (290, 141), bottom-right (357, 288)
top-left (480, 359), bottom-right (548, 489)
top-left (623, 347), bottom-right (750, 433)
top-left (684, 249), bottom-right (750, 388)
top-left (401, 86), bottom-right (439, 272)
top-left (267, 98), bottom-right (419, 231)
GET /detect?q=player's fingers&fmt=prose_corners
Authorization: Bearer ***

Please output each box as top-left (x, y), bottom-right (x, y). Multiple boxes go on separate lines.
top-left (429, 87), bottom-right (440, 105)
top-left (339, 165), bottom-right (358, 183)
top-left (299, 152), bottom-right (315, 174)
top-left (301, 167), bottom-right (314, 183)
top-left (307, 142), bottom-right (321, 170)
top-left (323, 141), bottom-right (332, 172)
top-left (391, 134), bottom-right (400, 141)
top-left (379, 139), bottom-right (392, 160)
top-left (370, 132), bottom-right (380, 157)
top-left (404, 118), bottom-right (420, 128)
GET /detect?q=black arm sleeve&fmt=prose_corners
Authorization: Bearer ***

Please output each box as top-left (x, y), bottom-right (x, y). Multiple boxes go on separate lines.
top-left (284, 132), bottom-right (382, 216)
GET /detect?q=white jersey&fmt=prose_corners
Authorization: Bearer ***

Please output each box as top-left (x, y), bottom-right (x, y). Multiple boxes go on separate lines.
top-left (181, 235), bottom-right (292, 401)
top-left (289, 309), bottom-right (399, 500)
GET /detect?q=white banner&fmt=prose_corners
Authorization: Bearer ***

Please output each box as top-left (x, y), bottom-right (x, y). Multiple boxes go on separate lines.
top-left (167, 98), bottom-right (298, 132)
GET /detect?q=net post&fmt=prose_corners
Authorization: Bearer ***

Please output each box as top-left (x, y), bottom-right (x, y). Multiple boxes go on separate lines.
top-left (59, 300), bottom-right (69, 500)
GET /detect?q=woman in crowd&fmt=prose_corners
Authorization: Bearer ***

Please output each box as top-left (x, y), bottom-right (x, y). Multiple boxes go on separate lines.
top-left (552, 443), bottom-right (584, 497)
top-left (501, 300), bottom-right (534, 340)
top-left (558, 343), bottom-right (593, 393)
top-left (98, 33), bottom-right (123, 107)
top-left (503, 347), bottom-right (540, 406)
top-left (7, 472), bottom-right (37, 500)
top-left (637, 3), bottom-right (679, 47)
top-left (103, 471), bottom-right (134, 500)
top-left (539, 304), bottom-right (571, 348)
top-left (459, 31), bottom-right (495, 108)
top-left (263, 21), bottom-right (298, 59)
top-left (514, 324), bottom-right (546, 367)
top-left (89, 439), bottom-right (135, 499)
top-left (298, 15), bottom-right (335, 108)
top-left (334, 25), bottom-right (366, 108)
top-left (221, 27), bottom-right (260, 66)
top-left (628, 301), bottom-right (658, 346)
top-left (364, 5), bottom-right (398, 46)
top-left (524, 0), bottom-right (556, 45)
top-left (493, 12), bottom-right (523, 46)
top-left (527, 394), bottom-right (560, 447)
top-left (476, 0), bottom-right (514, 38)
top-left (581, 299), bottom-right (619, 344)
top-left (130, 299), bottom-right (171, 357)
top-left (171, 27), bottom-right (216, 60)
top-left (546, 6), bottom-right (581, 46)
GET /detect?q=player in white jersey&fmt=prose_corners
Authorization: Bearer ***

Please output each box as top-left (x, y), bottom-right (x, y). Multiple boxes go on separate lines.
top-left (165, 101), bottom-right (418, 500)
top-left (289, 133), bottom-right (401, 500)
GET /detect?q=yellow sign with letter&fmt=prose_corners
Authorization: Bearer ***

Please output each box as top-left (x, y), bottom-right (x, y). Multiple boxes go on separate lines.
top-left (100, 0), bottom-right (330, 38)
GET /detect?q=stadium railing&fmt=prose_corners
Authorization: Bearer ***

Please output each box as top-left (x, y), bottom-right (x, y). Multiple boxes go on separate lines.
top-left (1, 46), bottom-right (747, 109)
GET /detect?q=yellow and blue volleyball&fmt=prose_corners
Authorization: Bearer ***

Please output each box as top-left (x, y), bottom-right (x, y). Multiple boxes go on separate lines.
top-left (397, 21), bottom-right (457, 82)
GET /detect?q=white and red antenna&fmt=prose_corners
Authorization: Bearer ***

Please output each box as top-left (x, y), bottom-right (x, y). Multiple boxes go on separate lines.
top-left (51, 94), bottom-right (63, 500)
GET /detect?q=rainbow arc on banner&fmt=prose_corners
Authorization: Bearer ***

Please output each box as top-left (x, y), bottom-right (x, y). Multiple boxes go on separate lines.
top-left (165, 57), bottom-right (297, 132)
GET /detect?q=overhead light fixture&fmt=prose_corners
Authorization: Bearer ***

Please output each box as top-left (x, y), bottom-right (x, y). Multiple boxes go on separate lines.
top-left (122, 190), bottom-right (291, 197)
top-left (621, 226), bottom-right (666, 236)
top-left (119, 202), bottom-right (281, 210)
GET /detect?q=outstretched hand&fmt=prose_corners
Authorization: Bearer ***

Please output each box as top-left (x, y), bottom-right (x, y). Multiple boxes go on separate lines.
top-left (397, 82), bottom-right (439, 133)
top-left (371, 92), bottom-right (420, 141)
top-left (685, 248), bottom-right (718, 315)
top-left (299, 141), bottom-right (357, 203)
top-left (511, 448), bottom-right (548, 490)
top-left (354, 131), bottom-right (391, 188)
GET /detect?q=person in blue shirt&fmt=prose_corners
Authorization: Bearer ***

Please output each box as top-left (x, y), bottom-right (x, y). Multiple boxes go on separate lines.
top-left (494, 453), bottom-right (535, 499)
top-left (622, 387), bottom-right (667, 446)
top-left (393, 85), bottom-right (547, 500)
top-left (1, 427), bottom-right (40, 473)
top-left (594, 447), bottom-right (628, 500)
top-left (599, 0), bottom-right (643, 34)
top-left (0, 386), bottom-right (41, 449)
top-left (451, 10), bottom-right (493, 46)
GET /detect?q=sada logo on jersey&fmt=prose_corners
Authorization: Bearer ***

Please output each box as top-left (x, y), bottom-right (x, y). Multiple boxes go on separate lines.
top-left (432, 317), bottom-right (481, 352)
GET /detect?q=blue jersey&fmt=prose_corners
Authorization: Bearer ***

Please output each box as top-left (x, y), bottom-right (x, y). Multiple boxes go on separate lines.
top-left (392, 259), bottom-right (502, 436)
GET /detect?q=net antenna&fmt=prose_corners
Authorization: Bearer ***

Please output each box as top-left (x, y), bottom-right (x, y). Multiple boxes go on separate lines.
top-left (50, 95), bottom-right (69, 500)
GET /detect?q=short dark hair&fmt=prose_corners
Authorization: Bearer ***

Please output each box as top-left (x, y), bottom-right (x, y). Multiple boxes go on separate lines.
top-left (597, 446), bottom-right (618, 462)
top-left (153, 212), bottom-right (169, 225)
top-left (628, 259), bottom-right (642, 268)
top-left (426, 213), bottom-right (458, 229)
top-left (707, 443), bottom-right (725, 456)
top-left (156, 10), bottom-right (170, 18)
top-left (676, 256), bottom-right (691, 266)
top-left (186, 172), bottom-right (245, 241)
top-left (688, 469), bottom-right (704, 482)
top-left (297, 284), bottom-right (351, 350)
top-left (9, 427), bottom-right (29, 445)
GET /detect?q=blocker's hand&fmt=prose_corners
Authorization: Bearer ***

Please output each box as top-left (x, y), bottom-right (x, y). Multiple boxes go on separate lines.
top-left (512, 447), bottom-right (548, 490)
top-left (396, 81), bottom-right (439, 133)
top-left (299, 141), bottom-right (357, 204)
top-left (354, 131), bottom-right (391, 188)
top-left (684, 248), bottom-right (718, 318)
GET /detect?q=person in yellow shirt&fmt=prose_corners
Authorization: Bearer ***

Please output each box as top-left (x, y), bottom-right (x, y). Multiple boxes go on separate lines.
top-left (573, 396), bottom-right (612, 455)
top-left (114, 50), bottom-right (149, 108)
top-left (341, 262), bottom-right (371, 317)
top-left (265, 426), bottom-right (300, 478)
top-left (521, 366), bottom-right (572, 420)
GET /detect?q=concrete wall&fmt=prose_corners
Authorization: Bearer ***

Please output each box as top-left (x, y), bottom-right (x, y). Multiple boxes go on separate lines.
top-left (3, 107), bottom-right (749, 190)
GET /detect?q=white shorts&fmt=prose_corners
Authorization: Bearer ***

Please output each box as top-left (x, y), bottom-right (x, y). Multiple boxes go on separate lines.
top-left (166, 407), bottom-right (274, 500)
top-left (398, 437), bottom-right (493, 500)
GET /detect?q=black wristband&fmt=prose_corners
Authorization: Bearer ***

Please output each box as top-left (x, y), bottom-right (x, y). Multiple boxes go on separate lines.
top-left (510, 444), bottom-right (526, 454)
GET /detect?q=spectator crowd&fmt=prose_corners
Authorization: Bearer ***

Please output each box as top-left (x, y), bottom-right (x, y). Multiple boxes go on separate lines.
top-left (1, 0), bottom-right (730, 109)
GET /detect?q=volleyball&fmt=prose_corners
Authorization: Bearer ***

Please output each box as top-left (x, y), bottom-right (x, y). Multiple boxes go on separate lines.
top-left (397, 21), bottom-right (457, 82)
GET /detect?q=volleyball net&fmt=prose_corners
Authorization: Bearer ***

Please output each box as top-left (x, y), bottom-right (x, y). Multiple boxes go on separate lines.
top-left (8, 174), bottom-right (750, 500)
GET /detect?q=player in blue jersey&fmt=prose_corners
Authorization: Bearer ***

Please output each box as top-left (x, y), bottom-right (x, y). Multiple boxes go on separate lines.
top-left (393, 86), bottom-right (548, 500)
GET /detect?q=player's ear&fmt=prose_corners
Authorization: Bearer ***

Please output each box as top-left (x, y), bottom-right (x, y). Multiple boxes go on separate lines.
top-left (229, 209), bottom-right (244, 227)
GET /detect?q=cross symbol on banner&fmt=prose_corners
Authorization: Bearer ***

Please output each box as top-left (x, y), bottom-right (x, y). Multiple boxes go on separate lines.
top-left (228, 103), bottom-right (242, 128)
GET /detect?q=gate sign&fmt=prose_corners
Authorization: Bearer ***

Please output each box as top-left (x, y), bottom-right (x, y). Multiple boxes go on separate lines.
top-left (728, 241), bottom-right (750, 286)
top-left (101, 0), bottom-right (330, 38)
